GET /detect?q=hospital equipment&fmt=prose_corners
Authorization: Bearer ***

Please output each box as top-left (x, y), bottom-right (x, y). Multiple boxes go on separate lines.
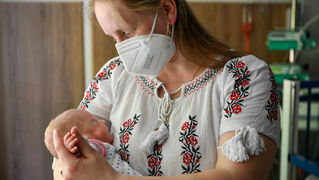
top-left (242, 5), bottom-right (253, 53)
top-left (267, 14), bottom-right (319, 51)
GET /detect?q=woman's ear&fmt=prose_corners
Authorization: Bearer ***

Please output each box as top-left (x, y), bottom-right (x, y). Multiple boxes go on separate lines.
top-left (161, 0), bottom-right (177, 25)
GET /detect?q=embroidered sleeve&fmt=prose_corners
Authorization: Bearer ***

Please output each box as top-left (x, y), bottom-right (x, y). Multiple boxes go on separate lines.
top-left (77, 57), bottom-right (123, 120)
top-left (218, 55), bottom-right (280, 162)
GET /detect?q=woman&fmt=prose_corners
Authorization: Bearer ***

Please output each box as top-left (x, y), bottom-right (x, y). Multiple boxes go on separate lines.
top-left (47, 0), bottom-right (280, 179)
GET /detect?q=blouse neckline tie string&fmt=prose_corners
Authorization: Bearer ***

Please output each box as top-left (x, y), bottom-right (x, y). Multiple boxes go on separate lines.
top-left (140, 86), bottom-right (172, 155)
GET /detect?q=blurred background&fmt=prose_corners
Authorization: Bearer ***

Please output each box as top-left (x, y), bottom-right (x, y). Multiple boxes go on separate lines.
top-left (0, 0), bottom-right (318, 179)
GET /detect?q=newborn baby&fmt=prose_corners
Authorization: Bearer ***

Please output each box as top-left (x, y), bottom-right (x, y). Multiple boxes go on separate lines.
top-left (46, 109), bottom-right (141, 176)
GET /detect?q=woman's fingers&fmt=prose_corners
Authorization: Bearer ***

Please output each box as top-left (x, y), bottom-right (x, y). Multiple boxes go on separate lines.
top-left (71, 127), bottom-right (96, 158)
top-left (70, 146), bottom-right (78, 153)
top-left (53, 128), bottom-right (75, 163)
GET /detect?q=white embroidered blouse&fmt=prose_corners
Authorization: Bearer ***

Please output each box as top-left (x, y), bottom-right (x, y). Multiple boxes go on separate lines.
top-left (78, 55), bottom-right (280, 176)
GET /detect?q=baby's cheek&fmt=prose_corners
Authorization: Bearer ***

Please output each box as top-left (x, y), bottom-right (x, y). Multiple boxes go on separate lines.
top-left (95, 128), bottom-right (113, 143)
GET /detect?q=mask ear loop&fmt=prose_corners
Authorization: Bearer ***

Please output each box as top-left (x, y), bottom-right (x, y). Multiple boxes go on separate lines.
top-left (146, 11), bottom-right (159, 42)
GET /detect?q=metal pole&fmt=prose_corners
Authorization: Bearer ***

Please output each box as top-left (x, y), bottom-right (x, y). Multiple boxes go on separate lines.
top-left (82, 0), bottom-right (93, 88)
top-left (280, 79), bottom-right (300, 180)
top-left (289, 0), bottom-right (297, 63)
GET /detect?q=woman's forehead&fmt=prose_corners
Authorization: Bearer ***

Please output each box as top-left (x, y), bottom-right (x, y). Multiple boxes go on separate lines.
top-left (94, 1), bottom-right (155, 36)
top-left (94, 1), bottom-right (139, 34)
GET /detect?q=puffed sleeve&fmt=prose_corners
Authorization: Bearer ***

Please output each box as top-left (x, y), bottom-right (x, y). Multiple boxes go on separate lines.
top-left (77, 57), bottom-right (123, 121)
top-left (218, 55), bottom-right (280, 162)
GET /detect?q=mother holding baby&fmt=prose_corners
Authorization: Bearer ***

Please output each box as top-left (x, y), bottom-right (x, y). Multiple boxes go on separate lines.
top-left (44, 0), bottom-right (280, 179)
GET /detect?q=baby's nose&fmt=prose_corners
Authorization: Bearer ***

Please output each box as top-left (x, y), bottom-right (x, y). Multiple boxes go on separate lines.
top-left (98, 120), bottom-right (107, 126)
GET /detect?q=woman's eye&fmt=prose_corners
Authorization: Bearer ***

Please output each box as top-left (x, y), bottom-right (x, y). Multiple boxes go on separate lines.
top-left (123, 30), bottom-right (136, 39)
top-left (122, 31), bottom-right (131, 38)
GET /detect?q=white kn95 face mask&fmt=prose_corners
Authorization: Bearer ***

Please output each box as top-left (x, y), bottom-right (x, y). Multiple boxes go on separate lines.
top-left (115, 11), bottom-right (176, 77)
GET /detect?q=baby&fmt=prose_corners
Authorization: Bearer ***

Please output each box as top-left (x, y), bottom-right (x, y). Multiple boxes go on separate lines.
top-left (46, 109), bottom-right (141, 176)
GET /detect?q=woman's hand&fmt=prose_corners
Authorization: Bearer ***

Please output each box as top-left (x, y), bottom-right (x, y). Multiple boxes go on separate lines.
top-left (44, 110), bottom-right (76, 158)
top-left (53, 127), bottom-right (120, 180)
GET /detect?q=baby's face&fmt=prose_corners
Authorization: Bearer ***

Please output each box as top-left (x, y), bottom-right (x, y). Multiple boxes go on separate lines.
top-left (86, 118), bottom-right (113, 144)
top-left (63, 109), bottom-right (114, 144)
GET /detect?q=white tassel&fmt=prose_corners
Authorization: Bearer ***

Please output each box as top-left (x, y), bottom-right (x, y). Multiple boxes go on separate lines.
top-left (244, 127), bottom-right (266, 155)
top-left (218, 127), bottom-right (266, 162)
top-left (139, 123), bottom-right (169, 155)
top-left (218, 128), bottom-right (249, 162)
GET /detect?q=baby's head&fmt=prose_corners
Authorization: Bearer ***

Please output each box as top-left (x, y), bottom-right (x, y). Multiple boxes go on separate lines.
top-left (46, 109), bottom-right (113, 158)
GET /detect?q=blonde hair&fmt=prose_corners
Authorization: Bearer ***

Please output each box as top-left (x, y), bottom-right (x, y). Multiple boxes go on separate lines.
top-left (90, 0), bottom-right (244, 69)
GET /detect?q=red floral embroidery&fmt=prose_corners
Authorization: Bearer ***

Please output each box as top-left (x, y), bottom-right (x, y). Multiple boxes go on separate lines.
top-left (181, 122), bottom-right (189, 131)
top-left (236, 62), bottom-right (245, 68)
top-left (273, 111), bottom-right (278, 120)
top-left (241, 80), bottom-right (250, 86)
top-left (147, 143), bottom-right (164, 176)
top-left (265, 67), bottom-right (279, 123)
top-left (232, 104), bottom-right (242, 114)
top-left (148, 156), bottom-right (157, 168)
top-left (97, 70), bottom-right (106, 78)
top-left (110, 63), bottom-right (117, 70)
top-left (84, 91), bottom-right (92, 100)
top-left (123, 133), bottom-right (129, 144)
top-left (123, 119), bottom-right (132, 128)
top-left (91, 81), bottom-right (99, 91)
top-left (179, 115), bottom-right (202, 174)
top-left (155, 144), bottom-right (162, 151)
top-left (224, 59), bottom-right (251, 118)
top-left (183, 152), bottom-right (192, 165)
top-left (270, 93), bottom-right (276, 102)
top-left (118, 114), bottom-right (140, 163)
top-left (195, 158), bottom-right (200, 163)
top-left (230, 91), bottom-right (240, 101)
top-left (78, 58), bottom-right (121, 110)
top-left (235, 74), bottom-right (242, 79)
top-left (188, 136), bottom-right (198, 146)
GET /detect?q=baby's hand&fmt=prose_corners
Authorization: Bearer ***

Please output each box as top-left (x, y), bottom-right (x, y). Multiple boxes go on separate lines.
top-left (64, 131), bottom-right (79, 154)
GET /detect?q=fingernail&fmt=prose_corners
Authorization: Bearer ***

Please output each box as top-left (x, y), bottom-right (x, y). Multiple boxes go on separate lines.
top-left (53, 129), bottom-right (57, 135)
